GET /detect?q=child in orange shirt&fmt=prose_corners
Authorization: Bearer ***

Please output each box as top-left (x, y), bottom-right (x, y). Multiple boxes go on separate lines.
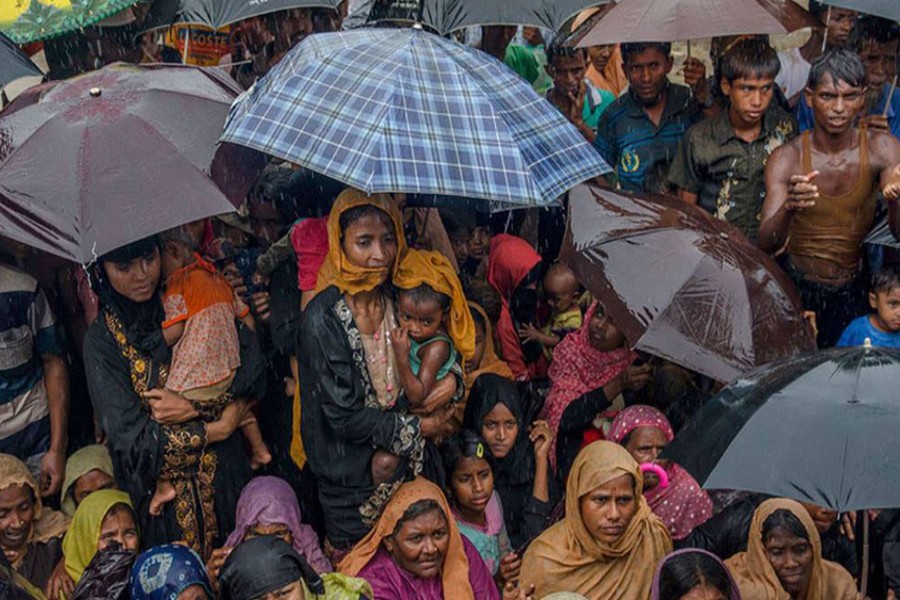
top-left (151, 225), bottom-right (270, 515)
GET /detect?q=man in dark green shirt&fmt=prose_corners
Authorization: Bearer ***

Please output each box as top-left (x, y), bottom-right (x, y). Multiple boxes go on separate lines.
top-left (669, 40), bottom-right (797, 241)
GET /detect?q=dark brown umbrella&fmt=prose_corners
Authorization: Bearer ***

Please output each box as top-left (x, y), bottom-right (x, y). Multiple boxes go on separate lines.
top-left (559, 184), bottom-right (816, 383)
top-left (0, 62), bottom-right (264, 263)
top-left (576, 0), bottom-right (819, 46)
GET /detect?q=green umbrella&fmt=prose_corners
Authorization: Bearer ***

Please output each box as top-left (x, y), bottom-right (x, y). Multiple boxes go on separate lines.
top-left (1, 0), bottom-right (138, 44)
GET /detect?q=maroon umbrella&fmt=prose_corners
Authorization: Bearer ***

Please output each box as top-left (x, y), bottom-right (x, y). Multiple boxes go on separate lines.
top-left (576, 0), bottom-right (818, 46)
top-left (560, 184), bottom-right (816, 383)
top-left (0, 62), bottom-right (264, 263)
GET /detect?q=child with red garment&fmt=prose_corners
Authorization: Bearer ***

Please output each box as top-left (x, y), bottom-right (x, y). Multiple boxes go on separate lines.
top-left (150, 225), bottom-right (270, 516)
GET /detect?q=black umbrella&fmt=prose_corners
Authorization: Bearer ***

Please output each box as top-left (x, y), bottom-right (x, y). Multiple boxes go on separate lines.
top-left (142, 0), bottom-right (342, 31)
top-left (820, 0), bottom-right (899, 21)
top-left (354, 0), bottom-right (613, 35)
top-left (666, 341), bottom-right (900, 513)
top-left (0, 32), bottom-right (41, 90)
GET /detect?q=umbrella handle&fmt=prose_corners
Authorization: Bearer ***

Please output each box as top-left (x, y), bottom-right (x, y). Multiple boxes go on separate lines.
top-left (885, 75), bottom-right (898, 118)
top-left (861, 513), bottom-right (870, 598)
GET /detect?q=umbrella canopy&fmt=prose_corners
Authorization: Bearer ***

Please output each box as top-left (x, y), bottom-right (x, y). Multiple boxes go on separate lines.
top-left (0, 32), bottom-right (41, 89)
top-left (222, 27), bottom-right (608, 209)
top-left (819, 0), bottom-right (899, 22)
top-left (0, 0), bottom-right (138, 44)
top-left (356, 0), bottom-right (613, 36)
top-left (559, 183), bottom-right (816, 383)
top-left (141, 0), bottom-right (341, 32)
top-left (666, 342), bottom-right (900, 512)
top-left (577, 0), bottom-right (819, 46)
top-left (0, 62), bottom-right (263, 263)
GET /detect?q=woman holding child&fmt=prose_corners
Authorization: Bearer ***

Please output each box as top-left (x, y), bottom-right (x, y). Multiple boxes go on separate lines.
top-left (300, 188), bottom-right (465, 556)
top-left (83, 234), bottom-right (263, 558)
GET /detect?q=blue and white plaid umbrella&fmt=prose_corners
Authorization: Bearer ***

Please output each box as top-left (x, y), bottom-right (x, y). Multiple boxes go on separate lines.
top-left (221, 27), bottom-right (610, 210)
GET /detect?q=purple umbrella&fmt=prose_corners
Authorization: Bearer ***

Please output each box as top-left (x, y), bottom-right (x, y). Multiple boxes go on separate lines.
top-left (0, 62), bottom-right (264, 263)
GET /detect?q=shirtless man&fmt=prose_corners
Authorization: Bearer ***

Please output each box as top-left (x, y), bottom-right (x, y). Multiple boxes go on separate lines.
top-left (760, 49), bottom-right (900, 348)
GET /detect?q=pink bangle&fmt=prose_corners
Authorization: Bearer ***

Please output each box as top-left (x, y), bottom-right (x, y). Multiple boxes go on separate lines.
top-left (640, 463), bottom-right (669, 489)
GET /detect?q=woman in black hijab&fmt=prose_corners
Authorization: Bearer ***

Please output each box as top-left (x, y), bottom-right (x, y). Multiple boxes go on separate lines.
top-left (219, 536), bottom-right (371, 600)
top-left (82, 235), bottom-right (264, 559)
top-left (462, 374), bottom-right (557, 549)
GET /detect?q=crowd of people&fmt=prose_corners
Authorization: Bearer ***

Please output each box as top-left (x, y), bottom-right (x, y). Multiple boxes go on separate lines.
top-left (3, 1), bottom-right (900, 599)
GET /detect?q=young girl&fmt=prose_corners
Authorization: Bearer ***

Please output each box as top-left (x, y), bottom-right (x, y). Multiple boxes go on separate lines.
top-left (151, 225), bottom-right (270, 516)
top-left (370, 249), bottom-right (474, 485)
top-left (441, 431), bottom-right (521, 587)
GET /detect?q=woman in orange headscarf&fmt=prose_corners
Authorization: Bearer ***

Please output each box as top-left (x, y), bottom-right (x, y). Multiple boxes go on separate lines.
top-left (338, 478), bottom-right (499, 600)
top-left (301, 189), bottom-right (461, 556)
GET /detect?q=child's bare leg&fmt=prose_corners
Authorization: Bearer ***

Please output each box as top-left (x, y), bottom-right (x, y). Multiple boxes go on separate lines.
top-left (149, 478), bottom-right (176, 516)
top-left (240, 420), bottom-right (271, 470)
top-left (371, 450), bottom-right (401, 485)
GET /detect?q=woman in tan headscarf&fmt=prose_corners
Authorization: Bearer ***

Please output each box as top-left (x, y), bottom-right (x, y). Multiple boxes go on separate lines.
top-left (725, 498), bottom-right (857, 600)
top-left (520, 441), bottom-right (671, 599)
top-left (0, 454), bottom-right (69, 590)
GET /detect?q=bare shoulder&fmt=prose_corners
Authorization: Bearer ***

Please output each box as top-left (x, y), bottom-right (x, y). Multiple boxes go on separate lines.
top-left (767, 136), bottom-right (802, 177)
top-left (868, 128), bottom-right (900, 170)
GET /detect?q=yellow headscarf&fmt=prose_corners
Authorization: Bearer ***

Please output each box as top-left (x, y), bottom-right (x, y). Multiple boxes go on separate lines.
top-left (59, 445), bottom-right (115, 517)
top-left (0, 454), bottom-right (70, 569)
top-left (393, 248), bottom-right (475, 360)
top-left (725, 498), bottom-right (858, 600)
top-left (338, 478), bottom-right (474, 600)
top-left (521, 442), bottom-right (672, 600)
top-left (62, 489), bottom-right (134, 583)
top-left (315, 188), bottom-right (406, 296)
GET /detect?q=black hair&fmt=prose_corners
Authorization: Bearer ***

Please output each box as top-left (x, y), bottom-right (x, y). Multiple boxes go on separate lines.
top-left (807, 48), bottom-right (867, 90)
top-left (392, 499), bottom-right (446, 537)
top-left (546, 43), bottom-right (587, 67)
top-left (807, 0), bottom-right (830, 21)
top-left (719, 39), bottom-right (781, 83)
top-left (762, 509), bottom-right (810, 542)
top-left (440, 430), bottom-right (496, 485)
top-left (871, 264), bottom-right (900, 294)
top-left (621, 42), bottom-right (672, 64)
top-left (439, 209), bottom-right (476, 239)
top-left (338, 204), bottom-right (394, 236)
top-left (249, 167), bottom-right (301, 221)
top-left (290, 168), bottom-right (345, 218)
top-left (99, 235), bottom-right (160, 267)
top-left (469, 305), bottom-right (486, 331)
top-left (464, 279), bottom-right (503, 324)
top-left (396, 283), bottom-right (451, 311)
top-left (852, 15), bottom-right (900, 51)
top-left (657, 551), bottom-right (735, 598)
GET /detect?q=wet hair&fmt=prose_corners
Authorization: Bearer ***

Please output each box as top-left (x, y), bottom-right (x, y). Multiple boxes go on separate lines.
top-left (395, 283), bottom-right (451, 312)
top-left (621, 42), bottom-right (672, 64)
top-left (761, 509), bottom-right (810, 543)
top-left (719, 39), bottom-right (781, 83)
top-left (391, 499), bottom-right (446, 537)
top-left (546, 43), bottom-right (587, 68)
top-left (439, 209), bottom-right (476, 239)
top-left (103, 502), bottom-right (137, 527)
top-left (100, 235), bottom-right (160, 266)
top-left (158, 225), bottom-right (199, 254)
top-left (657, 551), bottom-right (735, 598)
top-left (806, 48), bottom-right (866, 90)
top-left (440, 430), bottom-right (496, 483)
top-left (338, 204), bottom-right (395, 236)
top-left (807, 0), bottom-right (830, 21)
top-left (464, 279), bottom-right (503, 324)
top-left (871, 264), bottom-right (900, 294)
top-left (290, 168), bottom-right (344, 218)
top-left (469, 305), bottom-right (486, 331)
top-left (249, 167), bottom-right (302, 221)
top-left (852, 15), bottom-right (900, 51)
